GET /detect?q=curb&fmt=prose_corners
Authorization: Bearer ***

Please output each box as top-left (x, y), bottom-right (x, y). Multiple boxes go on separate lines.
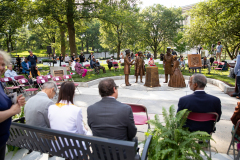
top-left (75, 75), bottom-right (235, 94)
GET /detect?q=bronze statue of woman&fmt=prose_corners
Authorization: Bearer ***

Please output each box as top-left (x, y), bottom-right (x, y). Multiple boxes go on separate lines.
top-left (163, 47), bottom-right (173, 83)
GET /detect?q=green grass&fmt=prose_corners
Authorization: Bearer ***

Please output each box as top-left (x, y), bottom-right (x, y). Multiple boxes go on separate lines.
top-left (11, 49), bottom-right (49, 57)
top-left (68, 62), bottom-right (235, 86)
top-left (34, 61), bottom-right (235, 86)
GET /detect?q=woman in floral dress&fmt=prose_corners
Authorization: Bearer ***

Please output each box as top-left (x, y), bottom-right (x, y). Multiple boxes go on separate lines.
top-left (75, 58), bottom-right (87, 77)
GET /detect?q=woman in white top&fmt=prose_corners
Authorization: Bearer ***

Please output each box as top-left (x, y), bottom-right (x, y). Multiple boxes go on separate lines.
top-left (48, 81), bottom-right (91, 158)
top-left (48, 81), bottom-right (91, 135)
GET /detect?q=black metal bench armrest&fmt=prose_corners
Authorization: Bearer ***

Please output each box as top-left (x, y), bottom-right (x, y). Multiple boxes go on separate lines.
top-left (12, 117), bottom-right (25, 123)
top-left (141, 135), bottom-right (152, 160)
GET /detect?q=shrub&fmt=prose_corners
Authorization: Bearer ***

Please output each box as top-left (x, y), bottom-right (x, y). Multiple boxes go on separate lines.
top-left (144, 105), bottom-right (213, 160)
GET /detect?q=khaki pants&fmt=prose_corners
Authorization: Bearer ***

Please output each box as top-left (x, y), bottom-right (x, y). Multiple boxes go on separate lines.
top-left (216, 52), bottom-right (221, 62)
top-left (95, 66), bottom-right (106, 74)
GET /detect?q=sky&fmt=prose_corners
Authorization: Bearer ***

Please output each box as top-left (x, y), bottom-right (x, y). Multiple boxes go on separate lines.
top-left (139, 0), bottom-right (203, 8)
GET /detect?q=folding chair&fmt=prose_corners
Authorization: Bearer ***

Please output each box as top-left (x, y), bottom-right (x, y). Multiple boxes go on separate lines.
top-left (52, 76), bottom-right (63, 87)
top-left (187, 112), bottom-right (219, 159)
top-left (84, 64), bottom-right (91, 68)
top-left (214, 62), bottom-right (225, 75)
top-left (18, 78), bottom-right (38, 97)
top-left (112, 62), bottom-right (119, 72)
top-left (37, 75), bottom-right (45, 80)
top-left (211, 61), bottom-right (218, 74)
top-left (62, 75), bottom-right (80, 94)
top-left (37, 78), bottom-right (48, 90)
top-left (0, 77), bottom-right (20, 93)
top-left (14, 75), bottom-right (25, 81)
top-left (227, 120), bottom-right (240, 159)
top-left (44, 74), bottom-right (53, 81)
top-left (124, 103), bottom-right (150, 132)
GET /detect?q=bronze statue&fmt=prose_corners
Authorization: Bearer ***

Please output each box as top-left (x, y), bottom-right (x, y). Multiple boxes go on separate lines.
top-left (135, 51), bottom-right (145, 83)
top-left (124, 49), bottom-right (135, 86)
top-left (168, 55), bottom-right (186, 87)
top-left (163, 47), bottom-right (173, 83)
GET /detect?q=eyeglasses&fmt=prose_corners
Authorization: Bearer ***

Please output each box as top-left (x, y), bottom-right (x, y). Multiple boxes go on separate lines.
top-left (115, 86), bottom-right (119, 89)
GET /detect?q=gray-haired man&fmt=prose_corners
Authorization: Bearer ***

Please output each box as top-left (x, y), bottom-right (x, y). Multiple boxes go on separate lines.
top-left (177, 74), bottom-right (222, 134)
top-left (24, 82), bottom-right (57, 128)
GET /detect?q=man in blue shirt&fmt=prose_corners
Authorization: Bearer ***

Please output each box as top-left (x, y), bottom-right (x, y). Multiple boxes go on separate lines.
top-left (27, 50), bottom-right (37, 66)
top-left (21, 57), bottom-right (31, 75)
top-left (4, 64), bottom-right (18, 81)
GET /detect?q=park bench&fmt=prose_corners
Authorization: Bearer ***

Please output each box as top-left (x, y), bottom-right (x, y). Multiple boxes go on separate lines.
top-left (7, 117), bottom-right (152, 160)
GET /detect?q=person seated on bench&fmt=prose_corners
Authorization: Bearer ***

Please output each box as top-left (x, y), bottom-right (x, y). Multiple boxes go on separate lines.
top-left (177, 74), bottom-right (222, 134)
top-left (21, 57), bottom-right (31, 75)
top-left (24, 82), bottom-right (57, 128)
top-left (0, 50), bottom-right (25, 160)
top-left (75, 58), bottom-right (87, 77)
top-left (92, 58), bottom-right (106, 74)
top-left (48, 81), bottom-right (91, 135)
top-left (4, 64), bottom-right (18, 81)
top-left (201, 56), bottom-right (211, 74)
top-left (87, 78), bottom-right (137, 141)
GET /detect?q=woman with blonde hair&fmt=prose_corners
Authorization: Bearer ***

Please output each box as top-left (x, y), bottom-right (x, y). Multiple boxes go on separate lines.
top-left (0, 51), bottom-right (25, 160)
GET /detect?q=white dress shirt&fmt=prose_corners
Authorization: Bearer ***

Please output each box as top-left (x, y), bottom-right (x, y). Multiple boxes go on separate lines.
top-left (48, 100), bottom-right (91, 135)
top-left (4, 69), bottom-right (18, 81)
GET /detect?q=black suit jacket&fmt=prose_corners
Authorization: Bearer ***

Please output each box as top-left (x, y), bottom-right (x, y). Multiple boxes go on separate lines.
top-left (87, 97), bottom-right (137, 141)
top-left (177, 91), bottom-right (222, 134)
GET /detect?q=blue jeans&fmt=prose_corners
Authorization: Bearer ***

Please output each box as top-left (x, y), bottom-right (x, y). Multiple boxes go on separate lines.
top-left (90, 60), bottom-right (93, 69)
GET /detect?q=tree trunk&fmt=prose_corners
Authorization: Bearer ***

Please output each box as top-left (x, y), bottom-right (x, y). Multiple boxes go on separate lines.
top-left (86, 38), bottom-right (89, 54)
top-left (117, 42), bottom-right (121, 60)
top-left (154, 43), bottom-right (158, 59)
top-left (59, 24), bottom-right (66, 58)
top-left (67, 0), bottom-right (77, 56)
top-left (52, 36), bottom-right (55, 55)
top-left (92, 40), bottom-right (94, 51)
top-left (81, 41), bottom-right (83, 51)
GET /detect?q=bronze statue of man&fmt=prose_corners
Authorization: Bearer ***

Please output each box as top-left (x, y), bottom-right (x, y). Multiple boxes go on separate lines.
top-left (135, 51), bottom-right (145, 83)
top-left (124, 49), bottom-right (134, 86)
top-left (163, 47), bottom-right (173, 83)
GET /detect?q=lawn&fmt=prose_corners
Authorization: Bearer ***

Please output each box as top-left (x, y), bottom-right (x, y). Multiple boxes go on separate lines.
top-left (11, 49), bottom-right (49, 57)
top-left (67, 62), bottom-right (235, 86)
top-left (16, 61), bottom-right (234, 87)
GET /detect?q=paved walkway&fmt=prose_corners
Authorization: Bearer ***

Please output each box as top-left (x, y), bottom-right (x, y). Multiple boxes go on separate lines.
top-left (6, 78), bottom-right (238, 159)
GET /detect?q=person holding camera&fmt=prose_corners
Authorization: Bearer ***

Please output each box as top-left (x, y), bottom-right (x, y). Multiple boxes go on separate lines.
top-left (0, 51), bottom-right (25, 160)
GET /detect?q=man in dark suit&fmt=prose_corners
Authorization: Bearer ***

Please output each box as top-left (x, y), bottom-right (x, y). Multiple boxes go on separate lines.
top-left (177, 74), bottom-right (222, 134)
top-left (87, 78), bottom-right (137, 141)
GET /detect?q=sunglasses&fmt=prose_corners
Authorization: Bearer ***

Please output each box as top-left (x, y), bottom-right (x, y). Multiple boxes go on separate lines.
top-left (115, 86), bottom-right (119, 89)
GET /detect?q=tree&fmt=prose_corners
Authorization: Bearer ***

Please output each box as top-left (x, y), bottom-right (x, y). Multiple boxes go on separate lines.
top-left (0, 0), bottom-right (30, 51)
top-left (99, 0), bottom-right (140, 59)
top-left (34, 0), bottom-right (97, 56)
top-left (140, 4), bottom-right (183, 59)
top-left (173, 32), bottom-right (188, 54)
top-left (183, 0), bottom-right (240, 59)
